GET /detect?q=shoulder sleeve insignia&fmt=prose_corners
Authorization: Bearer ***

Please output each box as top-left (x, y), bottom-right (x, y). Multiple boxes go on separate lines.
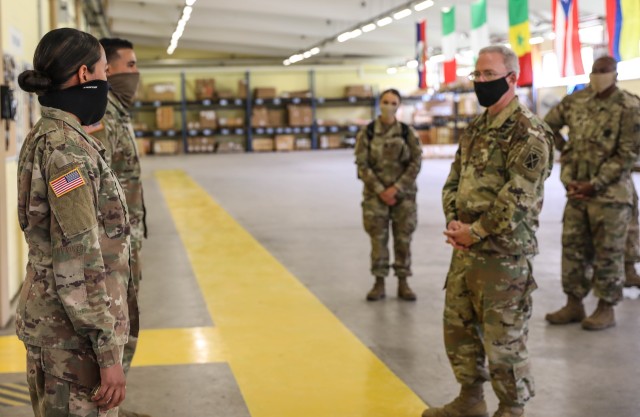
top-left (49, 167), bottom-right (86, 197)
top-left (524, 150), bottom-right (541, 171)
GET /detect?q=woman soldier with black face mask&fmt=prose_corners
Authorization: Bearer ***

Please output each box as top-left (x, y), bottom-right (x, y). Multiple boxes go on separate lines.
top-left (16, 27), bottom-right (132, 417)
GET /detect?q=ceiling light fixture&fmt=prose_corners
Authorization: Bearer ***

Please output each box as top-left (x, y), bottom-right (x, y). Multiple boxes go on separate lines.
top-left (377, 16), bottom-right (393, 27)
top-left (362, 23), bottom-right (377, 32)
top-left (337, 32), bottom-right (351, 42)
top-left (414, 0), bottom-right (434, 11)
top-left (406, 59), bottom-right (419, 68)
top-left (393, 9), bottom-right (412, 20)
top-left (167, 1), bottom-right (197, 55)
top-left (529, 36), bottom-right (544, 45)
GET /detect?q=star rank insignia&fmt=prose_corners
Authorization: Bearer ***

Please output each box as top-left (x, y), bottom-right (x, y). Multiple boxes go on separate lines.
top-left (524, 151), bottom-right (541, 171)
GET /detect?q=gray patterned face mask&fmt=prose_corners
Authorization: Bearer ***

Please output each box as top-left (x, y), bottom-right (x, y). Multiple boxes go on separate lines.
top-left (108, 72), bottom-right (140, 109)
top-left (379, 103), bottom-right (398, 118)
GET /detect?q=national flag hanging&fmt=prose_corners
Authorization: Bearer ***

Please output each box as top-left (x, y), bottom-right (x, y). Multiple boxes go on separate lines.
top-left (417, 20), bottom-right (427, 89)
top-left (553, 0), bottom-right (584, 76)
top-left (470, 0), bottom-right (490, 60)
top-left (441, 7), bottom-right (457, 84)
top-left (508, 0), bottom-right (533, 86)
top-left (607, 0), bottom-right (640, 61)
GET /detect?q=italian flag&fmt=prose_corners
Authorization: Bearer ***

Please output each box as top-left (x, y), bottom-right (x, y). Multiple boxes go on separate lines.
top-left (441, 7), bottom-right (457, 84)
top-left (470, 0), bottom-right (490, 60)
top-left (508, 0), bottom-right (533, 86)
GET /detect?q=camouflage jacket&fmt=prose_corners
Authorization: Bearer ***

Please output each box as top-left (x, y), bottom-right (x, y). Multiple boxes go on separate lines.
top-left (545, 86), bottom-right (640, 205)
top-left (16, 106), bottom-right (131, 368)
top-left (355, 118), bottom-right (422, 198)
top-left (442, 97), bottom-right (554, 256)
top-left (92, 91), bottom-right (146, 248)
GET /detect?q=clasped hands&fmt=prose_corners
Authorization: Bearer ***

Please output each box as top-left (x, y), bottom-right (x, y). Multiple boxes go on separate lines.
top-left (378, 186), bottom-right (399, 206)
top-left (567, 181), bottom-right (595, 200)
top-left (443, 220), bottom-right (477, 250)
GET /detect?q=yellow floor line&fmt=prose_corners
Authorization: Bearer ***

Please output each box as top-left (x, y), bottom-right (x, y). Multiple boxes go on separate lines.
top-left (0, 387), bottom-right (31, 400)
top-left (0, 396), bottom-right (26, 406)
top-left (0, 327), bottom-right (225, 374)
top-left (1, 383), bottom-right (29, 392)
top-left (156, 169), bottom-right (426, 417)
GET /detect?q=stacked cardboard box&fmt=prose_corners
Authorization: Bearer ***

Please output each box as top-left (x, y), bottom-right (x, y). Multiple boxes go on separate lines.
top-left (344, 85), bottom-right (372, 98)
top-left (146, 83), bottom-right (176, 102)
top-left (238, 80), bottom-right (247, 98)
top-left (268, 109), bottom-right (286, 127)
top-left (295, 138), bottom-right (312, 150)
top-left (135, 138), bottom-right (151, 156)
top-left (251, 106), bottom-right (269, 127)
top-left (187, 137), bottom-right (216, 153)
top-left (253, 87), bottom-right (277, 99)
top-left (319, 135), bottom-right (343, 149)
top-left (155, 107), bottom-right (174, 130)
top-left (416, 129), bottom-right (432, 145)
top-left (195, 79), bottom-right (216, 100)
top-left (153, 140), bottom-right (179, 155)
top-left (275, 135), bottom-right (295, 151)
top-left (287, 105), bottom-right (312, 126)
top-left (217, 141), bottom-right (244, 153)
top-left (252, 137), bottom-right (274, 152)
top-left (199, 110), bottom-right (217, 129)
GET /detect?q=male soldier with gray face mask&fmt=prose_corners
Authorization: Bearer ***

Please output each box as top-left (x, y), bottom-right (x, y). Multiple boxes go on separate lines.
top-left (545, 56), bottom-right (640, 331)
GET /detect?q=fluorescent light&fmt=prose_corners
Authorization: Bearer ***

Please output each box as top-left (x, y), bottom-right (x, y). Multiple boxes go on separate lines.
top-left (183, 6), bottom-right (192, 17)
top-left (387, 67), bottom-right (398, 74)
top-left (283, 59), bottom-right (291, 66)
top-left (185, 0), bottom-right (196, 5)
top-left (303, 51), bottom-right (312, 58)
top-left (350, 28), bottom-right (362, 38)
top-left (337, 32), bottom-right (351, 42)
top-left (362, 23), bottom-right (376, 33)
top-left (377, 16), bottom-right (393, 27)
top-left (529, 36), bottom-right (544, 45)
top-left (393, 9), bottom-right (412, 20)
top-left (546, 32), bottom-right (556, 40)
top-left (430, 54), bottom-right (445, 63)
top-left (310, 47), bottom-right (320, 55)
top-left (289, 54), bottom-right (303, 63)
top-left (406, 59), bottom-right (419, 68)
top-left (414, 0), bottom-right (434, 11)
top-left (441, 7), bottom-right (451, 13)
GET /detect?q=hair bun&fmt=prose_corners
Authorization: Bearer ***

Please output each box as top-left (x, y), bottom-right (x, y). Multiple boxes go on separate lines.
top-left (18, 69), bottom-right (52, 94)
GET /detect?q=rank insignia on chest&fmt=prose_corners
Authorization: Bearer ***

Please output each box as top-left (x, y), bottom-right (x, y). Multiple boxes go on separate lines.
top-left (50, 168), bottom-right (86, 197)
top-left (524, 151), bottom-right (541, 171)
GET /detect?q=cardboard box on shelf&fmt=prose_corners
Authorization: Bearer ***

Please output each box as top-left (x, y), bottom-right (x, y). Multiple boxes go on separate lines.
top-left (199, 110), bottom-right (217, 129)
top-left (238, 79), bottom-right (247, 98)
top-left (217, 88), bottom-right (234, 99)
top-left (251, 106), bottom-right (269, 127)
top-left (153, 140), bottom-right (180, 155)
top-left (457, 95), bottom-right (479, 116)
top-left (295, 137), bottom-right (312, 150)
top-left (344, 85), bottom-right (372, 98)
top-left (425, 98), bottom-right (454, 117)
top-left (195, 78), bottom-right (216, 100)
top-left (135, 138), bottom-right (151, 156)
top-left (268, 109), bottom-right (286, 127)
top-left (228, 117), bottom-right (244, 127)
top-left (252, 137), bottom-right (274, 152)
top-left (188, 137), bottom-right (216, 153)
top-left (319, 135), bottom-right (343, 149)
top-left (146, 83), bottom-right (176, 102)
top-left (287, 105), bottom-right (312, 126)
top-left (254, 87), bottom-right (277, 99)
top-left (155, 107), bottom-right (175, 130)
top-left (132, 122), bottom-right (148, 132)
top-left (217, 140), bottom-right (244, 153)
top-left (283, 90), bottom-right (312, 99)
top-left (416, 129), bottom-right (432, 145)
top-left (275, 135), bottom-right (295, 151)
top-left (435, 127), bottom-right (453, 144)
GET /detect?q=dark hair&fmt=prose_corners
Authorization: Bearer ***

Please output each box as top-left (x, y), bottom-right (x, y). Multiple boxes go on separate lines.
top-left (380, 88), bottom-right (402, 102)
top-left (18, 28), bottom-right (102, 95)
top-left (100, 38), bottom-right (134, 64)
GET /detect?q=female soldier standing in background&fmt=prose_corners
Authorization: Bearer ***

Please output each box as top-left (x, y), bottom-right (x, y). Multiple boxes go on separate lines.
top-left (16, 27), bottom-right (132, 417)
top-left (355, 88), bottom-right (423, 301)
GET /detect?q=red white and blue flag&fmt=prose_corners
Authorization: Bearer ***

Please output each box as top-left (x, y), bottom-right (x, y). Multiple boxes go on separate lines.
top-left (50, 168), bottom-right (86, 197)
top-left (553, 0), bottom-right (584, 77)
top-left (416, 20), bottom-right (427, 89)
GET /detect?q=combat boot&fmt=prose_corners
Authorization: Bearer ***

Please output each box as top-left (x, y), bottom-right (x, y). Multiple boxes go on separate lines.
top-left (624, 262), bottom-right (640, 288)
top-left (118, 409), bottom-right (152, 417)
top-left (397, 276), bottom-right (417, 301)
top-left (492, 405), bottom-right (524, 417)
top-left (366, 277), bottom-right (385, 301)
top-left (581, 299), bottom-right (616, 331)
top-left (544, 295), bottom-right (585, 324)
top-left (422, 384), bottom-right (488, 417)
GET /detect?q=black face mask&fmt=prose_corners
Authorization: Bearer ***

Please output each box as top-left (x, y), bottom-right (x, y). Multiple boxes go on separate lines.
top-left (39, 79), bottom-right (110, 126)
top-left (473, 73), bottom-right (512, 107)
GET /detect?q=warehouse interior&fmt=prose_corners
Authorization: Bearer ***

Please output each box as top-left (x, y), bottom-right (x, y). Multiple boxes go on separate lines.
top-left (1, 1), bottom-right (640, 416)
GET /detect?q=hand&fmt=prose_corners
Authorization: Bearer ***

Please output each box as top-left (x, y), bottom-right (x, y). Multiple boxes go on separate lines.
top-left (443, 221), bottom-right (472, 250)
top-left (567, 181), bottom-right (595, 200)
top-left (92, 364), bottom-right (126, 410)
top-left (378, 186), bottom-right (398, 206)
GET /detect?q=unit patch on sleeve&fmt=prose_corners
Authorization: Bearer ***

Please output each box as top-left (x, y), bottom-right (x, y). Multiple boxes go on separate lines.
top-left (50, 168), bottom-right (86, 197)
top-left (524, 150), bottom-right (541, 171)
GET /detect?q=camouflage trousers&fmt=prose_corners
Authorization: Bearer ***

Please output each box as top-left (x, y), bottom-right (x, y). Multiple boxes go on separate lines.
top-left (123, 245), bottom-right (142, 375)
top-left (25, 345), bottom-right (123, 417)
top-left (361, 194), bottom-right (417, 278)
top-left (625, 186), bottom-right (640, 263)
top-left (443, 250), bottom-right (536, 407)
top-left (562, 200), bottom-right (631, 304)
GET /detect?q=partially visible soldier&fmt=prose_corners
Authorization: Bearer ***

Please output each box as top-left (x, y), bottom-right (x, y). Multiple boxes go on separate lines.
top-left (427, 45), bottom-right (554, 417)
top-left (90, 37), bottom-right (148, 417)
top-left (354, 88), bottom-right (422, 301)
top-left (17, 28), bottom-right (130, 417)
top-left (545, 56), bottom-right (640, 330)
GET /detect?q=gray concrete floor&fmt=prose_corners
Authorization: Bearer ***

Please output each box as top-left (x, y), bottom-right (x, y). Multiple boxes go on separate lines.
top-left (3, 149), bottom-right (640, 416)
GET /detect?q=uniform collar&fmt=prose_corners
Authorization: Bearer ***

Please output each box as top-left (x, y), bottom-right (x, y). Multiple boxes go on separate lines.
top-left (107, 90), bottom-right (128, 115)
top-left (485, 96), bottom-right (520, 130)
top-left (40, 105), bottom-right (106, 155)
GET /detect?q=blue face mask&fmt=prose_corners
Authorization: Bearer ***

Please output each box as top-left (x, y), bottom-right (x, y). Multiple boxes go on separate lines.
top-left (39, 79), bottom-right (109, 125)
top-left (473, 73), bottom-right (511, 107)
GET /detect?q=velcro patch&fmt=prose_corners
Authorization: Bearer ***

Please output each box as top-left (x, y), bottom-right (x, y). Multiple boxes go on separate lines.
top-left (524, 151), bottom-right (541, 171)
top-left (49, 168), bottom-right (86, 197)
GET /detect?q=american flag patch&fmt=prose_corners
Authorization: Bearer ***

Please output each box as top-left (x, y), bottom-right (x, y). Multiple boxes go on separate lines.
top-left (49, 168), bottom-right (86, 197)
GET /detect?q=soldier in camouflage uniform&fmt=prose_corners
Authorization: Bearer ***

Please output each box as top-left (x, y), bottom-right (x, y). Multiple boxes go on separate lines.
top-left (544, 56), bottom-right (640, 330)
top-left (355, 88), bottom-right (422, 301)
top-left (16, 28), bottom-right (131, 417)
top-left (427, 45), bottom-right (554, 417)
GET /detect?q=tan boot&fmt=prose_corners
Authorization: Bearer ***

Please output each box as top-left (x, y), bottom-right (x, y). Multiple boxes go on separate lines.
top-left (422, 384), bottom-right (488, 417)
top-left (581, 299), bottom-right (616, 330)
top-left (545, 295), bottom-right (585, 324)
top-left (492, 405), bottom-right (524, 417)
top-left (397, 276), bottom-right (417, 301)
top-left (118, 409), bottom-right (152, 417)
top-left (366, 277), bottom-right (385, 301)
top-left (624, 262), bottom-right (640, 288)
